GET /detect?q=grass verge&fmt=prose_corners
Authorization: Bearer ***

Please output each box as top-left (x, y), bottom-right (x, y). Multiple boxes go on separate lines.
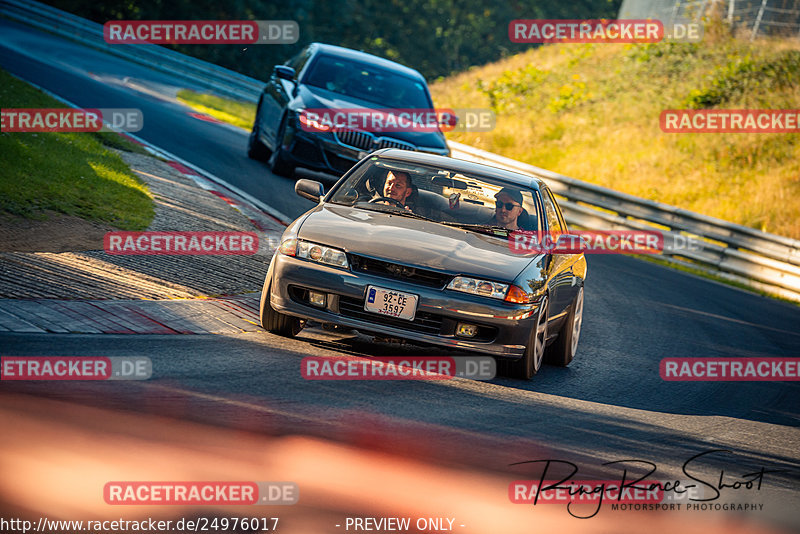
top-left (0, 69), bottom-right (154, 230)
top-left (176, 89), bottom-right (256, 130)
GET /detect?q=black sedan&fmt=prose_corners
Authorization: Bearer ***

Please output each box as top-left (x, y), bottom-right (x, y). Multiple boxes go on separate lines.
top-left (259, 149), bottom-right (587, 379)
top-left (248, 43), bottom-right (450, 177)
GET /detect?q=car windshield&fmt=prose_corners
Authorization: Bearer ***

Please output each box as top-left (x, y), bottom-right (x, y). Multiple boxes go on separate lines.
top-left (304, 55), bottom-right (432, 109)
top-left (328, 158), bottom-right (542, 236)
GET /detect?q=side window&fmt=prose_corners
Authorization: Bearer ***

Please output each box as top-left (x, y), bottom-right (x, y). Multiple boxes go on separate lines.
top-left (546, 188), bottom-right (569, 232)
top-left (540, 187), bottom-right (564, 232)
top-left (287, 47), bottom-right (313, 76)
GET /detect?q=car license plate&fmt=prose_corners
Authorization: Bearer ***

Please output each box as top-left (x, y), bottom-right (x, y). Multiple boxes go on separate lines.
top-left (364, 286), bottom-right (418, 321)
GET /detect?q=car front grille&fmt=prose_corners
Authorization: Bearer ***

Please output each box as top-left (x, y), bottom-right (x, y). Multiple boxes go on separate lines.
top-left (334, 129), bottom-right (373, 150)
top-left (338, 296), bottom-right (443, 335)
top-left (349, 255), bottom-right (452, 289)
top-left (333, 129), bottom-right (417, 152)
top-left (377, 138), bottom-right (415, 150)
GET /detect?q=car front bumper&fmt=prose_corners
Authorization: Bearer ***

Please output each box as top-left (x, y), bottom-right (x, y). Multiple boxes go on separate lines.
top-left (281, 120), bottom-right (451, 176)
top-left (269, 254), bottom-right (541, 358)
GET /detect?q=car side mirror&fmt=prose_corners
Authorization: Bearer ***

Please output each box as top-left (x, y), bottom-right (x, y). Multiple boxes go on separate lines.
top-left (274, 65), bottom-right (296, 81)
top-left (296, 179), bottom-right (324, 203)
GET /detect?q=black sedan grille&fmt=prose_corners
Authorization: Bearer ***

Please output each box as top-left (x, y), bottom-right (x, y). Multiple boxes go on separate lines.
top-left (334, 129), bottom-right (417, 152)
top-left (334, 129), bottom-right (373, 150)
top-left (377, 138), bottom-right (415, 150)
top-left (338, 296), bottom-right (443, 335)
top-left (349, 255), bottom-right (452, 288)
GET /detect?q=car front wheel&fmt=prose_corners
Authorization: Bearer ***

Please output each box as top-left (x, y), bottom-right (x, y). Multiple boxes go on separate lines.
top-left (260, 277), bottom-right (304, 337)
top-left (502, 295), bottom-right (549, 380)
top-left (545, 285), bottom-right (583, 367)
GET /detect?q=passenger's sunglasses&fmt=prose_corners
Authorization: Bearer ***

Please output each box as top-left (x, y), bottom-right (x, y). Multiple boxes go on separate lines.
top-left (496, 201), bottom-right (521, 211)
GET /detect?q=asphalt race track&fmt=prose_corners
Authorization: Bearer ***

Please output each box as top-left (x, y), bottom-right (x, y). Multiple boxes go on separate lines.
top-left (1, 16), bottom-right (799, 534)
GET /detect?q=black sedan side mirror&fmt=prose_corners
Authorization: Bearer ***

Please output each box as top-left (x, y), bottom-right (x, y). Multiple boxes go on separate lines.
top-left (274, 65), bottom-right (296, 81)
top-left (296, 179), bottom-right (324, 203)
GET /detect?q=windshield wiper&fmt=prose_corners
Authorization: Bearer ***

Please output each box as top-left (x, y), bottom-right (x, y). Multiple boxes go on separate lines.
top-left (439, 222), bottom-right (511, 237)
top-left (353, 202), bottom-right (439, 222)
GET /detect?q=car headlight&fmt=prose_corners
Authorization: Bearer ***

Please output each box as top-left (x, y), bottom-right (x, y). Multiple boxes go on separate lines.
top-left (288, 240), bottom-right (348, 269)
top-left (447, 276), bottom-right (508, 300)
top-left (298, 109), bottom-right (332, 132)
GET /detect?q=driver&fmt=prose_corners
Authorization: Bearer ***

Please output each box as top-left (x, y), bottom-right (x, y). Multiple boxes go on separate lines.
top-left (382, 170), bottom-right (413, 207)
top-left (370, 170), bottom-right (436, 217)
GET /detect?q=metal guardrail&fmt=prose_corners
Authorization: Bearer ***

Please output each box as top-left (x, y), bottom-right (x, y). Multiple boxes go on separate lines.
top-left (0, 0), bottom-right (264, 101)
top-left (3, 0), bottom-right (799, 302)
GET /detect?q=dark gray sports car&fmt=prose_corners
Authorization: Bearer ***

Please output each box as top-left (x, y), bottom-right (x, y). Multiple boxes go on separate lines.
top-left (259, 149), bottom-right (587, 379)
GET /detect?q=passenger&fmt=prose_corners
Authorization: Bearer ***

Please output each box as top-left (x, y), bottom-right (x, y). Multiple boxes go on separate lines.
top-left (487, 187), bottom-right (527, 230)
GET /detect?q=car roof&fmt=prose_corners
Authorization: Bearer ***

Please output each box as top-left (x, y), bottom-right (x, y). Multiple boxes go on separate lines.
top-left (372, 149), bottom-right (545, 191)
top-left (310, 43), bottom-right (426, 82)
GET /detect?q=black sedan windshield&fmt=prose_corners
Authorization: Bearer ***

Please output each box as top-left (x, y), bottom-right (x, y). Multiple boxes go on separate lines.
top-left (305, 55), bottom-right (432, 109)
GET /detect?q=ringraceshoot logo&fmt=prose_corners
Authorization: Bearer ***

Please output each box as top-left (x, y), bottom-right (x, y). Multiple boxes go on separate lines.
top-left (104, 21), bottom-right (298, 44)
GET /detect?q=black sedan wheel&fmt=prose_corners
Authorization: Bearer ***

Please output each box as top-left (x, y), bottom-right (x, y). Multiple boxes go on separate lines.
top-left (269, 115), bottom-right (296, 177)
top-left (247, 119), bottom-right (272, 161)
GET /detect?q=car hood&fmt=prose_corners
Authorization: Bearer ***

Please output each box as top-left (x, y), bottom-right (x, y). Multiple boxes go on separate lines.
top-left (296, 85), bottom-right (448, 149)
top-left (296, 204), bottom-right (542, 282)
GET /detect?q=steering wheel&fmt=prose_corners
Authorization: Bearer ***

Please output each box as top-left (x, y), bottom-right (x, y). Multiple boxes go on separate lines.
top-left (369, 196), bottom-right (406, 209)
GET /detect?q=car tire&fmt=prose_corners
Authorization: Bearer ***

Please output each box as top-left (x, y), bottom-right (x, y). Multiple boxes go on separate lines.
top-left (544, 285), bottom-right (584, 367)
top-left (269, 115), bottom-right (295, 177)
top-left (502, 295), bottom-right (549, 380)
top-left (260, 277), bottom-right (303, 337)
top-left (247, 119), bottom-right (272, 161)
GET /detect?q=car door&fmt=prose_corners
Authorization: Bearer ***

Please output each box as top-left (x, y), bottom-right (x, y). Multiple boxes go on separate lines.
top-left (539, 186), bottom-right (581, 325)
